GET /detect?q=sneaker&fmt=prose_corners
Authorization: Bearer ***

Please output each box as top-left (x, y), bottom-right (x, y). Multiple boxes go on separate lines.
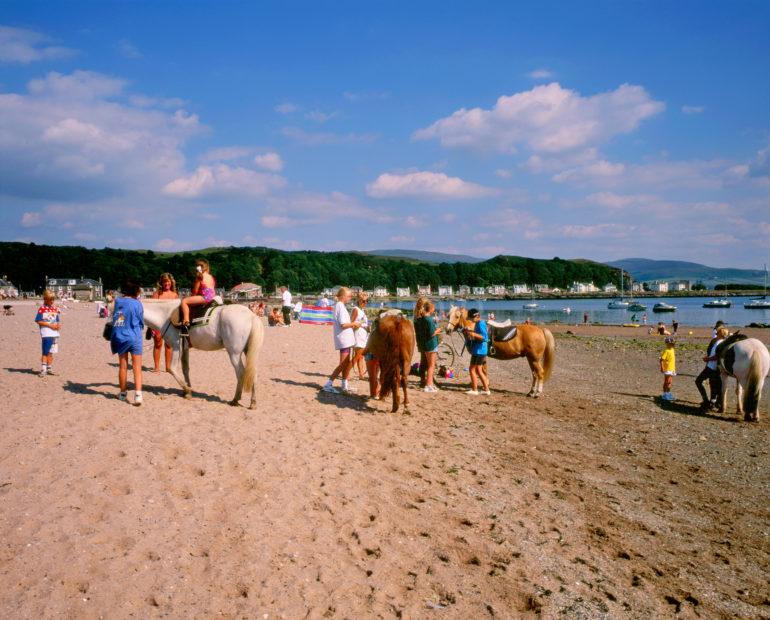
top-left (481, 389), bottom-right (491, 396)
top-left (38, 370), bottom-right (47, 378)
top-left (118, 392), bottom-right (128, 402)
top-left (321, 384), bottom-right (340, 394)
top-left (466, 389), bottom-right (479, 396)
top-left (341, 383), bottom-right (357, 392)
top-left (134, 393), bottom-right (143, 406)
top-left (45, 369), bottom-right (56, 376)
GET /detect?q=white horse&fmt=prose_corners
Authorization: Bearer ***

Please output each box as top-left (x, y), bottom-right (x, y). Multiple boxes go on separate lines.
top-left (142, 300), bottom-right (264, 409)
top-left (717, 335), bottom-right (770, 422)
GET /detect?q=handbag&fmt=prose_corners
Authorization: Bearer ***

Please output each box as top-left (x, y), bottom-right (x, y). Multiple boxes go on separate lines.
top-left (102, 322), bottom-right (113, 341)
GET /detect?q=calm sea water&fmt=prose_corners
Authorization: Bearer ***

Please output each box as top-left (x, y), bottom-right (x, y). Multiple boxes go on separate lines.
top-left (389, 296), bottom-right (770, 327)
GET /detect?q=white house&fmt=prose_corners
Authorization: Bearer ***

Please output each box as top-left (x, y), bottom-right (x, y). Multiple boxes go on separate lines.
top-left (533, 284), bottom-right (550, 293)
top-left (631, 282), bottom-right (644, 293)
top-left (0, 278), bottom-right (19, 298)
top-left (603, 283), bottom-right (618, 293)
top-left (487, 285), bottom-right (506, 296)
top-left (322, 286), bottom-right (340, 297)
top-left (438, 285), bottom-right (453, 297)
top-left (373, 286), bottom-right (389, 297)
top-left (509, 283), bottom-right (530, 295)
top-left (569, 281), bottom-right (599, 294)
top-left (649, 281), bottom-right (669, 293)
top-left (457, 285), bottom-right (470, 297)
top-left (47, 277), bottom-right (103, 300)
top-left (396, 287), bottom-right (410, 298)
top-left (417, 284), bottom-right (432, 296)
top-left (472, 286), bottom-right (486, 296)
top-left (669, 280), bottom-right (691, 291)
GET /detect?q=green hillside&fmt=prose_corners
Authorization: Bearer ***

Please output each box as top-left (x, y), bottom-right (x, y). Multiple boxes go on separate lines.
top-left (1, 242), bottom-right (622, 294)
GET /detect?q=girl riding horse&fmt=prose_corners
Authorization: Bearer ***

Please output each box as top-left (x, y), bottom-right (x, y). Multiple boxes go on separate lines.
top-left (180, 259), bottom-right (216, 336)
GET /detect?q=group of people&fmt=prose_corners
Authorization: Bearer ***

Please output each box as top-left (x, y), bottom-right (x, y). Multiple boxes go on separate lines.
top-left (320, 288), bottom-right (493, 397)
top-left (658, 320), bottom-right (729, 408)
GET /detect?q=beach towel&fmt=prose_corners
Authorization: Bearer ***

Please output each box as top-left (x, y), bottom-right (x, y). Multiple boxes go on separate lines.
top-left (300, 305), bottom-right (335, 325)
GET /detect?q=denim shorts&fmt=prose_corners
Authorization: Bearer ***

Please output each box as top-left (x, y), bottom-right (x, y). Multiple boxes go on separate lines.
top-left (41, 336), bottom-right (57, 355)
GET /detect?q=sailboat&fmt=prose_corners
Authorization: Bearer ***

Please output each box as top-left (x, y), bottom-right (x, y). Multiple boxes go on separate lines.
top-left (703, 277), bottom-right (732, 308)
top-left (744, 264), bottom-right (770, 309)
top-left (607, 270), bottom-right (629, 309)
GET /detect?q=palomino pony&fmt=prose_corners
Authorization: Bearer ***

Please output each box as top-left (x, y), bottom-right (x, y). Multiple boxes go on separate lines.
top-left (365, 311), bottom-right (415, 413)
top-left (716, 333), bottom-right (770, 422)
top-left (142, 300), bottom-right (264, 409)
top-left (446, 306), bottom-right (555, 397)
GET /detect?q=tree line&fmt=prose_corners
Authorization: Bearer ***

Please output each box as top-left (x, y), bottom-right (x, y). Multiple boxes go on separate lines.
top-left (0, 242), bottom-right (622, 294)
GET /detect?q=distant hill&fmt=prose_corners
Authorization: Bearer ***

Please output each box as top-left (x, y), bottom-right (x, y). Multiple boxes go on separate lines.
top-left (608, 258), bottom-right (766, 285)
top-left (367, 249), bottom-right (485, 264)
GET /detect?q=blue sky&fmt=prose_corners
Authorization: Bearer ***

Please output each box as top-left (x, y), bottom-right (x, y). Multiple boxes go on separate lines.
top-left (1, 1), bottom-right (769, 267)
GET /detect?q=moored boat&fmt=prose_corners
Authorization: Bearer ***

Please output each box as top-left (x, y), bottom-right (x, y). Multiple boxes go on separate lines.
top-left (653, 302), bottom-right (677, 312)
top-left (703, 299), bottom-right (731, 308)
top-left (627, 302), bottom-right (647, 311)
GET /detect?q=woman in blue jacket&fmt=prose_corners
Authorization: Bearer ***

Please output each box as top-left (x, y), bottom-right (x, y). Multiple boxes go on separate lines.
top-left (111, 279), bottom-right (145, 405)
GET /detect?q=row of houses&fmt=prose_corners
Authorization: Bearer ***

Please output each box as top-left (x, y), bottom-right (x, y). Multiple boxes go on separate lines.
top-left (630, 280), bottom-right (691, 293)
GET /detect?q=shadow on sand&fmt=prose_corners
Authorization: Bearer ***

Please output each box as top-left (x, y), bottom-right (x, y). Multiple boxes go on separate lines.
top-left (271, 377), bottom-right (377, 413)
top-left (4, 367), bottom-right (41, 376)
top-left (611, 391), bottom-right (738, 423)
top-left (63, 380), bottom-right (226, 404)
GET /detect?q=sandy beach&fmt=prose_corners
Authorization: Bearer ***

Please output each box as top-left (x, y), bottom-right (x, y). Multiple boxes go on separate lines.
top-left (1, 302), bottom-right (768, 618)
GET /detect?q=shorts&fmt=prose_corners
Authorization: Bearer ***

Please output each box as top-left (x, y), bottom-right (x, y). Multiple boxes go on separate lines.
top-left (424, 347), bottom-right (438, 354)
top-left (338, 347), bottom-right (352, 356)
top-left (41, 337), bottom-right (58, 355)
top-left (663, 370), bottom-right (676, 376)
top-left (111, 335), bottom-right (143, 356)
top-left (470, 354), bottom-right (487, 366)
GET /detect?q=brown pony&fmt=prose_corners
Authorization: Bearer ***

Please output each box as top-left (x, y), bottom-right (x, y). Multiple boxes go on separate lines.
top-left (366, 311), bottom-right (416, 413)
top-left (446, 306), bottom-right (555, 397)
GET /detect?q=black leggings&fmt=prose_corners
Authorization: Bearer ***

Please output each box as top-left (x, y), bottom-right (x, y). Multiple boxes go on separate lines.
top-left (695, 367), bottom-right (721, 404)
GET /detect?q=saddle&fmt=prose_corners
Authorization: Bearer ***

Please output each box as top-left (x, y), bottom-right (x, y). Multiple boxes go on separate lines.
top-left (487, 319), bottom-right (517, 343)
top-left (171, 296), bottom-right (223, 329)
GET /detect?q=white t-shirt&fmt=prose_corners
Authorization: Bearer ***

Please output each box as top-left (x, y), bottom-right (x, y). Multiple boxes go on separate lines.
top-left (333, 301), bottom-right (356, 350)
top-left (294, 301), bottom-right (302, 313)
top-left (707, 338), bottom-right (723, 370)
top-left (352, 307), bottom-right (369, 349)
top-left (282, 290), bottom-right (292, 307)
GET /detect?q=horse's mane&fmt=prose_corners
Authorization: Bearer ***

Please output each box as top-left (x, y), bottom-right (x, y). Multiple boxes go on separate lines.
top-left (716, 331), bottom-right (749, 358)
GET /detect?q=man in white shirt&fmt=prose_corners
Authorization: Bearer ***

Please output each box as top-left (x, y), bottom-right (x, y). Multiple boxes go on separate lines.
top-left (696, 326), bottom-right (728, 410)
top-left (280, 286), bottom-right (292, 326)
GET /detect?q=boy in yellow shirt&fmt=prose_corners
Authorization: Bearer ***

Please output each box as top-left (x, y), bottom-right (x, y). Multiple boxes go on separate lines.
top-left (659, 336), bottom-right (676, 401)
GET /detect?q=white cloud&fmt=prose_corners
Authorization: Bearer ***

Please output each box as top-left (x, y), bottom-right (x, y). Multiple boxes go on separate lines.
top-left (389, 235), bottom-right (415, 244)
top-left (682, 105), bottom-right (705, 114)
top-left (414, 82), bottom-right (664, 153)
top-left (129, 95), bottom-right (186, 109)
top-left (281, 126), bottom-right (377, 146)
top-left (305, 110), bottom-right (337, 123)
top-left (559, 223), bottom-right (635, 239)
top-left (155, 238), bottom-right (194, 251)
top-left (403, 215), bottom-right (425, 227)
top-left (266, 190), bottom-right (392, 224)
top-left (20, 211), bottom-right (42, 227)
top-left (254, 152), bottom-right (284, 171)
top-left (748, 146), bottom-right (770, 178)
top-left (495, 168), bottom-right (512, 178)
top-left (200, 146), bottom-right (252, 162)
top-left (343, 90), bottom-right (390, 102)
top-left (117, 39), bottom-right (142, 59)
top-left (528, 68), bottom-right (553, 80)
top-left (366, 171), bottom-right (496, 200)
top-left (275, 102), bottom-right (298, 114)
top-left (482, 208), bottom-right (542, 239)
top-left (162, 164), bottom-right (286, 199)
top-left (0, 70), bottom-right (201, 203)
top-left (0, 25), bottom-right (76, 63)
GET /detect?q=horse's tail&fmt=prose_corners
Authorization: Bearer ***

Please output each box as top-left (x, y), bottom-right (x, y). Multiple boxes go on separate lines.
top-left (744, 349), bottom-right (764, 416)
top-left (242, 314), bottom-right (264, 393)
top-left (541, 327), bottom-right (556, 382)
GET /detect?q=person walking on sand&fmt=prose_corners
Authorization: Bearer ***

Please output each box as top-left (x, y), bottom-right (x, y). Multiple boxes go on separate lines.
top-left (280, 286), bottom-right (293, 326)
top-left (463, 308), bottom-right (490, 396)
top-left (111, 279), bottom-right (145, 405)
top-left (35, 290), bottom-right (61, 377)
top-left (659, 336), bottom-right (676, 401)
top-left (322, 287), bottom-right (360, 394)
top-left (151, 273), bottom-right (178, 373)
top-left (415, 300), bottom-right (442, 393)
top-left (695, 326), bottom-right (727, 411)
top-left (180, 259), bottom-right (216, 337)
top-left (351, 292), bottom-right (370, 381)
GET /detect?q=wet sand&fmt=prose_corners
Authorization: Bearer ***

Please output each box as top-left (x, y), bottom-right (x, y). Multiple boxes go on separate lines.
top-left (0, 302), bottom-right (768, 618)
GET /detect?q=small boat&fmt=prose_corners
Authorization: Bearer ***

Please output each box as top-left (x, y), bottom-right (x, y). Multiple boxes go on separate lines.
top-left (653, 302), bottom-right (677, 312)
top-left (744, 264), bottom-right (770, 309)
top-left (703, 299), bottom-right (731, 308)
top-left (562, 307), bottom-right (572, 314)
top-left (627, 302), bottom-right (647, 311)
top-left (607, 299), bottom-right (630, 309)
top-left (523, 302), bottom-right (539, 310)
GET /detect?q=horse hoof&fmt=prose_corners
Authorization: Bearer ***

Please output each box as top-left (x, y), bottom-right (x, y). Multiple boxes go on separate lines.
top-left (526, 392), bottom-right (534, 398)
top-left (229, 400), bottom-right (240, 407)
top-left (248, 403), bottom-right (257, 410)
top-left (184, 392), bottom-right (193, 400)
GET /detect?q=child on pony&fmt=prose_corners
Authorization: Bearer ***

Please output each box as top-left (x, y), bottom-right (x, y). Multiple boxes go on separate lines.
top-left (180, 259), bottom-right (216, 336)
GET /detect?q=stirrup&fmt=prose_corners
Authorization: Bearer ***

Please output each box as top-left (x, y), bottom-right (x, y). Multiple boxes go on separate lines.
top-left (180, 323), bottom-right (190, 337)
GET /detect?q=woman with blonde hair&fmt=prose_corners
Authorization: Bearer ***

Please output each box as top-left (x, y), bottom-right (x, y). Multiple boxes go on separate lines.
top-left (351, 292), bottom-right (370, 380)
top-left (322, 286), bottom-right (361, 394)
top-left (151, 272), bottom-right (178, 372)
